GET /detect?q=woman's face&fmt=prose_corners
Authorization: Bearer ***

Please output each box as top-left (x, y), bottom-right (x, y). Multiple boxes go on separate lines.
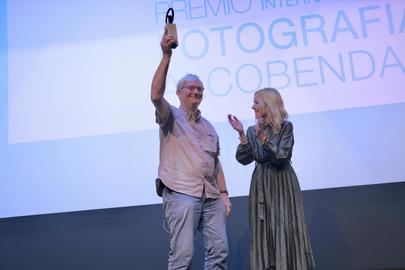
top-left (252, 94), bottom-right (267, 119)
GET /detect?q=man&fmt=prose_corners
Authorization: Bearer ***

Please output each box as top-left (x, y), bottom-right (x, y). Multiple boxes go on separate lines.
top-left (151, 27), bottom-right (232, 270)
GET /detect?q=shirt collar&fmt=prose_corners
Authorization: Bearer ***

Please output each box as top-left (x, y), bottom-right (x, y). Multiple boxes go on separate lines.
top-left (180, 105), bottom-right (201, 122)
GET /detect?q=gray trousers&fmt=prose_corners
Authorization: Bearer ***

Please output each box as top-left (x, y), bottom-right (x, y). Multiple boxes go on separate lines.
top-left (162, 188), bottom-right (228, 270)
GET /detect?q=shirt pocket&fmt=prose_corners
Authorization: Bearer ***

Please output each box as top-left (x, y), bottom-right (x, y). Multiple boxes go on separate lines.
top-left (200, 132), bottom-right (218, 155)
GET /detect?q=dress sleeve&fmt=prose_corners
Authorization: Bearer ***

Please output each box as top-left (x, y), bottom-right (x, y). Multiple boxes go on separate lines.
top-left (262, 121), bottom-right (294, 166)
top-left (235, 127), bottom-right (255, 165)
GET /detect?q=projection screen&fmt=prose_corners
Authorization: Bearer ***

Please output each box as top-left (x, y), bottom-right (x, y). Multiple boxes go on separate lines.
top-left (1, 0), bottom-right (404, 218)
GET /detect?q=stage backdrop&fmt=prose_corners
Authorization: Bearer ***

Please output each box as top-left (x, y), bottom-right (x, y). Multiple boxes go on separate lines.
top-left (1, 0), bottom-right (404, 218)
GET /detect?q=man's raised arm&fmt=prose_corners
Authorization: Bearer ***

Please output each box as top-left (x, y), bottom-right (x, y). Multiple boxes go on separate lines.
top-left (151, 27), bottom-right (178, 114)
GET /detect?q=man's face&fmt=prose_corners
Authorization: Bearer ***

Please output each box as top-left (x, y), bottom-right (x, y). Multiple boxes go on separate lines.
top-left (177, 80), bottom-right (204, 109)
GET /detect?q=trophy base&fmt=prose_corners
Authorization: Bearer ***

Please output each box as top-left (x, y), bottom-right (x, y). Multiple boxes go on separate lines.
top-left (167, 24), bottom-right (178, 49)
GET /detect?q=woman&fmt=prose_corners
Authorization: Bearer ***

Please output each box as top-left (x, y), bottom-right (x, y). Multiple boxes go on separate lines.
top-left (228, 88), bottom-right (315, 270)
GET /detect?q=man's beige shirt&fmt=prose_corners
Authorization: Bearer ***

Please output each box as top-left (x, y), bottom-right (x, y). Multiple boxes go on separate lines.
top-left (156, 100), bottom-right (223, 198)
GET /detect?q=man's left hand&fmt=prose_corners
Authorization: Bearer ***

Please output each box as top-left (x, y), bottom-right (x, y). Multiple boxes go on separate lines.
top-left (221, 193), bottom-right (232, 216)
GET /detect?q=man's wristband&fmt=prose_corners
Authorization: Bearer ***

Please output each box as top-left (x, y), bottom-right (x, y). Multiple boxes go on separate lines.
top-left (220, 190), bottom-right (228, 195)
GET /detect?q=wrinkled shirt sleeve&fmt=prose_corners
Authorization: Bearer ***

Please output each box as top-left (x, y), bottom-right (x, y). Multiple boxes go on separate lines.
top-left (155, 99), bottom-right (173, 136)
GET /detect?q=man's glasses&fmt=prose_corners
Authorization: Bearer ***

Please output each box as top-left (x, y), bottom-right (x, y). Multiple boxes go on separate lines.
top-left (181, 85), bottom-right (204, 92)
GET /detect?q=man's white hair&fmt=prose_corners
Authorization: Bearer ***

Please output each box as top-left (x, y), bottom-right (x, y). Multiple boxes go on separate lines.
top-left (176, 74), bottom-right (202, 90)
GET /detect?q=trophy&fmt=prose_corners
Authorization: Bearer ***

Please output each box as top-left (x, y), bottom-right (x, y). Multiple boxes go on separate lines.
top-left (165, 8), bottom-right (178, 49)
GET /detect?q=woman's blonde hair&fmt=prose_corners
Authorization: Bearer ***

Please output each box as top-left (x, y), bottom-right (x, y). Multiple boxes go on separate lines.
top-left (255, 88), bottom-right (288, 134)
